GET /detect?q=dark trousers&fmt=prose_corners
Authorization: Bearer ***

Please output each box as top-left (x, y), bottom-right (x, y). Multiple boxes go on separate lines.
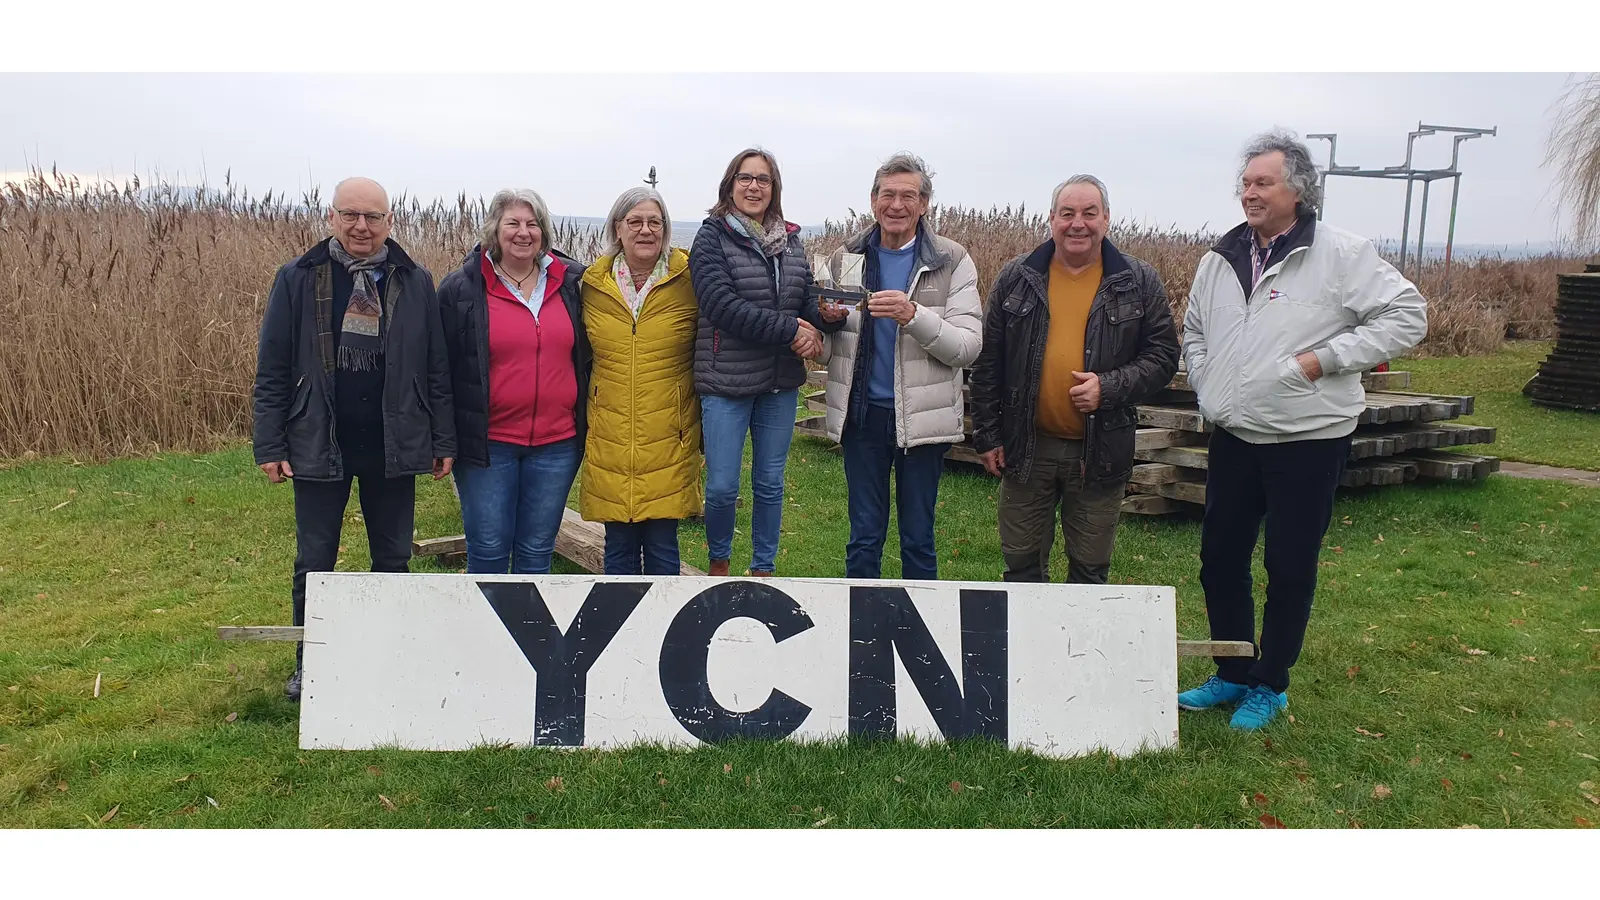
top-left (603, 519), bottom-right (682, 575)
top-left (291, 473), bottom-right (416, 626)
top-left (841, 404), bottom-right (947, 580)
top-left (1200, 427), bottom-right (1351, 693)
top-left (997, 433), bottom-right (1123, 584)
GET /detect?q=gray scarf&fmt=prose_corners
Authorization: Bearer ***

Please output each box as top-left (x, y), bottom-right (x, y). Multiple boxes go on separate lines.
top-left (727, 212), bottom-right (790, 258)
top-left (328, 238), bottom-right (391, 372)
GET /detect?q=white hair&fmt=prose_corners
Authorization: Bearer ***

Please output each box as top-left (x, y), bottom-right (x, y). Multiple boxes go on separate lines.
top-left (1237, 128), bottom-right (1323, 212)
top-left (602, 187), bottom-right (672, 258)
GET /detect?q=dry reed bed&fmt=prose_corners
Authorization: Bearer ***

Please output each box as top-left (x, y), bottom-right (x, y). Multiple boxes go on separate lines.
top-left (0, 171), bottom-right (1585, 459)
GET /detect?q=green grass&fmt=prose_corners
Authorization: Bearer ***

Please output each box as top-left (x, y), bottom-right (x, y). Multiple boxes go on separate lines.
top-left (1, 435), bottom-right (1598, 828)
top-left (1405, 341), bottom-right (1600, 471)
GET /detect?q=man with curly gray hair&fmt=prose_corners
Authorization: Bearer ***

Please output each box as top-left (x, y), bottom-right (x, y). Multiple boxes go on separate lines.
top-left (1176, 128), bottom-right (1428, 731)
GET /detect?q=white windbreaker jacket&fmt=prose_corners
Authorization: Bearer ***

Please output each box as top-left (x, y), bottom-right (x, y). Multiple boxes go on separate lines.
top-left (1183, 215), bottom-right (1428, 444)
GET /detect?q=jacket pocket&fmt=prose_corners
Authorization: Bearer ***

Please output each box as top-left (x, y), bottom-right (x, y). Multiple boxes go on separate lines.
top-left (1096, 407), bottom-right (1137, 481)
top-left (286, 376), bottom-right (311, 422)
top-left (412, 375), bottom-right (433, 417)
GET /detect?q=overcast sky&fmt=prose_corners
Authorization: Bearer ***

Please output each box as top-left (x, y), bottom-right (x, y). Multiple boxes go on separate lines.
top-left (0, 73), bottom-right (1584, 247)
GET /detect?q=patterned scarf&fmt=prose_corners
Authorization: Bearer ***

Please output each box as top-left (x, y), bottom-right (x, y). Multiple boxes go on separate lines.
top-left (726, 212), bottom-right (790, 258)
top-left (612, 252), bottom-right (670, 319)
top-left (327, 238), bottom-right (391, 372)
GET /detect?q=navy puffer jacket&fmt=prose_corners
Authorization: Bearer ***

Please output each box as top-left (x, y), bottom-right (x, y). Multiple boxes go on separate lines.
top-left (689, 216), bottom-right (840, 397)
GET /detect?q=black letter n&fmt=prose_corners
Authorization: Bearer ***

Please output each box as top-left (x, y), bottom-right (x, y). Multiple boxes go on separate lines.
top-left (848, 586), bottom-right (1007, 742)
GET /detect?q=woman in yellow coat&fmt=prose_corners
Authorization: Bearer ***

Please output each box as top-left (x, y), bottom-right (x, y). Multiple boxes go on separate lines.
top-left (580, 187), bottom-right (702, 574)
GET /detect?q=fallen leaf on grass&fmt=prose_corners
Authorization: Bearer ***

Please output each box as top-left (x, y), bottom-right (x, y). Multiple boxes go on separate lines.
top-left (893, 775), bottom-right (905, 783)
top-left (1457, 706), bottom-right (1477, 714)
top-left (1460, 752), bottom-right (1473, 760)
top-left (723, 763), bottom-right (732, 774)
top-left (1252, 792), bottom-right (1269, 808)
top-left (1577, 817), bottom-right (1594, 828)
top-left (1355, 727), bottom-right (1385, 739)
top-left (224, 712), bottom-right (238, 723)
top-left (545, 776), bottom-right (564, 792)
top-left (56, 781), bottom-right (68, 792)
top-left (378, 794), bottom-right (397, 812)
top-left (1258, 814), bottom-right (1286, 829)
top-left (1582, 782), bottom-right (1596, 791)
top-left (949, 781), bottom-right (964, 794)
top-left (366, 766), bottom-right (382, 777)
top-left (1345, 666), bottom-right (1360, 680)
top-left (1440, 778), bottom-right (1454, 792)
top-left (1583, 793), bottom-right (1600, 806)
top-left (99, 804), bottom-right (119, 823)
top-left (1462, 648), bottom-right (1489, 656)
top-left (206, 796), bottom-right (219, 809)
top-left (1372, 785), bottom-right (1393, 800)
top-left (812, 815), bottom-right (834, 828)
top-left (1295, 773), bottom-right (1308, 783)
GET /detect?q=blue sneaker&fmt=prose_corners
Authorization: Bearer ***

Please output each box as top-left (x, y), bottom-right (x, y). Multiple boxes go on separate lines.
top-left (1177, 676), bottom-right (1249, 711)
top-left (1229, 686), bottom-right (1288, 730)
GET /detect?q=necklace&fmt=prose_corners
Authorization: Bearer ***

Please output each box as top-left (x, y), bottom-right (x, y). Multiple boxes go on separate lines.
top-left (495, 259), bottom-right (538, 291)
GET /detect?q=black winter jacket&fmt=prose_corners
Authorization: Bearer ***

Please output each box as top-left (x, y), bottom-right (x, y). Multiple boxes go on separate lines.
top-left (436, 245), bottom-right (592, 469)
top-left (969, 239), bottom-right (1180, 485)
top-left (252, 238), bottom-right (456, 481)
top-left (688, 216), bottom-right (843, 397)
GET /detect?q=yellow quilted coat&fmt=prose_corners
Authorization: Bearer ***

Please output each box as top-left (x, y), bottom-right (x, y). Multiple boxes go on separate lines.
top-left (579, 248), bottom-right (703, 522)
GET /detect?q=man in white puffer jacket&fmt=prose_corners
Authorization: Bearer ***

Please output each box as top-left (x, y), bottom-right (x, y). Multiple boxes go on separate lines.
top-left (1177, 129), bottom-right (1428, 731)
top-left (817, 152), bottom-right (983, 580)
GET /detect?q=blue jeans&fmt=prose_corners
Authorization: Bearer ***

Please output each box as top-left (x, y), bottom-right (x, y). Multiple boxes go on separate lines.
top-left (603, 519), bottom-right (681, 575)
top-left (454, 437), bottom-right (581, 574)
top-left (841, 403), bottom-right (947, 580)
top-left (701, 389), bottom-right (797, 573)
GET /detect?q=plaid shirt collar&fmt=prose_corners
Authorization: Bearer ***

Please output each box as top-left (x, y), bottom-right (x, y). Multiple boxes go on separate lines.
top-left (1247, 224), bottom-right (1296, 290)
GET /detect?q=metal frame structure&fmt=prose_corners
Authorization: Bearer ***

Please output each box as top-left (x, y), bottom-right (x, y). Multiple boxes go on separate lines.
top-left (644, 166), bottom-right (659, 189)
top-left (1307, 123), bottom-right (1495, 285)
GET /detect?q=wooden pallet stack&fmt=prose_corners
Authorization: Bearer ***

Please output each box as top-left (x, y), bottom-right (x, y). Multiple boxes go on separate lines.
top-left (1524, 268), bottom-right (1600, 413)
top-left (1123, 367), bottom-right (1499, 515)
top-left (796, 365), bottom-right (1499, 517)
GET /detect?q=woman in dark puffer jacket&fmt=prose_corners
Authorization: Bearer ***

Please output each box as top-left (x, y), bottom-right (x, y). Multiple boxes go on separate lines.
top-left (689, 148), bottom-right (846, 576)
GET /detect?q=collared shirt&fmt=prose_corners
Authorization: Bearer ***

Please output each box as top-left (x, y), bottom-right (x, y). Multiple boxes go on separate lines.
top-left (491, 253), bottom-right (553, 321)
top-left (1247, 224), bottom-right (1296, 291)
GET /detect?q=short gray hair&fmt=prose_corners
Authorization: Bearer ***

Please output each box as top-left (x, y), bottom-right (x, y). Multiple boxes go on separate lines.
top-left (1237, 128), bottom-right (1323, 212)
top-left (871, 152), bottom-right (934, 200)
top-left (1050, 174), bottom-right (1110, 214)
top-left (480, 188), bottom-right (553, 262)
top-left (602, 187), bottom-right (672, 259)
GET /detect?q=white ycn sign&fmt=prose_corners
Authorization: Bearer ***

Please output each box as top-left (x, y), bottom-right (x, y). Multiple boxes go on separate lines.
top-left (299, 574), bottom-right (1179, 758)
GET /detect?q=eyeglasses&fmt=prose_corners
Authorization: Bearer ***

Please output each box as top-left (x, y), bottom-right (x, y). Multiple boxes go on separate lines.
top-left (335, 208), bottom-right (389, 226)
top-left (734, 173), bottom-right (773, 188)
top-left (624, 216), bottom-right (665, 233)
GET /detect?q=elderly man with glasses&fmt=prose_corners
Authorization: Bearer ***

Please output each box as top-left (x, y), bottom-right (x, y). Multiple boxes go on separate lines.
top-left (252, 176), bottom-right (456, 702)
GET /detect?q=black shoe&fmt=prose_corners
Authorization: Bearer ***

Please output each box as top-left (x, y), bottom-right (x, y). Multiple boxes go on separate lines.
top-left (285, 666), bottom-right (302, 703)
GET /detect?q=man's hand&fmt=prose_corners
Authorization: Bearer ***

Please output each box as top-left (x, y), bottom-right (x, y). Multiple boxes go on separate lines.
top-left (980, 447), bottom-right (1006, 477)
top-left (1295, 351), bottom-right (1323, 382)
top-left (432, 457), bottom-right (454, 480)
top-left (866, 290), bottom-right (916, 326)
top-left (817, 299), bottom-right (849, 323)
top-left (791, 319), bottom-right (823, 359)
top-left (259, 460), bottom-right (294, 483)
top-left (1069, 371), bottom-right (1102, 412)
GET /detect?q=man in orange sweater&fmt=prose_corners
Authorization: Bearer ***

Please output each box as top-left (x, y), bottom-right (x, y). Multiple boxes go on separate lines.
top-left (970, 175), bottom-right (1179, 583)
